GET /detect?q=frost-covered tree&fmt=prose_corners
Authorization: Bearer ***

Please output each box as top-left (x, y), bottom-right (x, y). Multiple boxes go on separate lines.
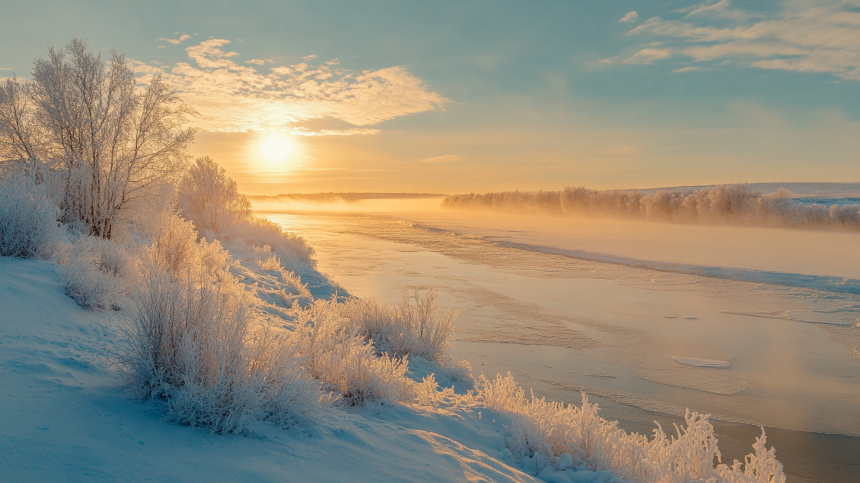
top-left (0, 38), bottom-right (196, 238)
top-left (177, 156), bottom-right (252, 235)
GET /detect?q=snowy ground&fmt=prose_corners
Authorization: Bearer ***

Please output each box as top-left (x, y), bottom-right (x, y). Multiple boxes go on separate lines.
top-left (0, 257), bottom-right (625, 482)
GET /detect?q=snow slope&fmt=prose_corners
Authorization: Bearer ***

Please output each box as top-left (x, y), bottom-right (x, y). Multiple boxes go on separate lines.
top-left (0, 257), bottom-right (619, 483)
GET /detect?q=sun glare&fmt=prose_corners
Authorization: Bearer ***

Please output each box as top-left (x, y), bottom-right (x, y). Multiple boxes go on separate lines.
top-left (258, 132), bottom-right (296, 167)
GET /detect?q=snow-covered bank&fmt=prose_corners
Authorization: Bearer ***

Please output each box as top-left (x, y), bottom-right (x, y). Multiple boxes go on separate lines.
top-left (0, 250), bottom-right (787, 482)
top-left (0, 257), bottom-right (545, 482)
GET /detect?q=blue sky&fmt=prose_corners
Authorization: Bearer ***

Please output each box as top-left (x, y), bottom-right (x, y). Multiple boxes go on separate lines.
top-left (2, 0), bottom-right (859, 193)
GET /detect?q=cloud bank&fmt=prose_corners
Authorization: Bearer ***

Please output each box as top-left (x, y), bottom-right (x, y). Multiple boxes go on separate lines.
top-left (133, 39), bottom-right (448, 133)
top-left (607, 0), bottom-right (860, 81)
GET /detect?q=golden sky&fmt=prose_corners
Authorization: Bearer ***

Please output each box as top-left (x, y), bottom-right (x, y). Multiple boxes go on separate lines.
top-left (3, 0), bottom-right (860, 194)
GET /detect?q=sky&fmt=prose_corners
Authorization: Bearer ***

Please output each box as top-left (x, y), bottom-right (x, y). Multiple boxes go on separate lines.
top-left (1, 0), bottom-right (859, 194)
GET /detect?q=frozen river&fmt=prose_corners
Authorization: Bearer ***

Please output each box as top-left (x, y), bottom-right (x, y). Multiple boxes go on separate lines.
top-left (266, 205), bottom-right (860, 482)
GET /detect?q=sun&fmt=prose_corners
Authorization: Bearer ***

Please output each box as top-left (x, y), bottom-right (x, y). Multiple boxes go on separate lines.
top-left (258, 132), bottom-right (296, 167)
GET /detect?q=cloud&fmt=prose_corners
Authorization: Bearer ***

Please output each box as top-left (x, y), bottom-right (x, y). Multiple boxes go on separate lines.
top-left (420, 154), bottom-right (462, 163)
top-left (244, 59), bottom-right (266, 65)
top-left (303, 54), bottom-right (318, 61)
top-left (290, 127), bottom-right (381, 136)
top-left (614, 0), bottom-right (860, 81)
top-left (672, 66), bottom-right (712, 73)
top-left (621, 48), bottom-right (672, 64)
top-left (132, 39), bottom-right (448, 133)
top-left (159, 34), bottom-right (191, 45)
top-left (678, 0), bottom-right (754, 20)
top-left (619, 11), bottom-right (639, 23)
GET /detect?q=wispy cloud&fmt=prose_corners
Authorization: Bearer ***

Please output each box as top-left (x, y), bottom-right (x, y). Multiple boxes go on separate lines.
top-left (672, 66), bottom-right (712, 73)
top-left (621, 48), bottom-right (671, 65)
top-left (618, 11), bottom-right (639, 23)
top-left (132, 39), bottom-right (448, 133)
top-left (611, 0), bottom-right (860, 81)
top-left (290, 127), bottom-right (381, 136)
top-left (303, 54), bottom-right (318, 61)
top-left (420, 154), bottom-right (462, 163)
top-left (677, 0), bottom-right (756, 20)
top-left (159, 34), bottom-right (191, 45)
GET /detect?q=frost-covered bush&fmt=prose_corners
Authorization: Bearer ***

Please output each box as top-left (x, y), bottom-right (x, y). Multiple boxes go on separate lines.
top-left (288, 290), bottom-right (467, 405)
top-left (311, 289), bottom-right (456, 362)
top-left (61, 236), bottom-right (128, 310)
top-left (121, 222), bottom-right (319, 433)
top-left (178, 157), bottom-right (315, 270)
top-left (292, 298), bottom-right (411, 405)
top-left (444, 184), bottom-right (860, 232)
top-left (255, 255), bottom-right (313, 306)
top-left (257, 254), bottom-right (282, 272)
top-left (178, 156), bottom-right (252, 236)
top-left (224, 218), bottom-right (316, 271)
top-left (390, 289), bottom-right (456, 361)
top-left (142, 209), bottom-right (233, 277)
top-left (0, 170), bottom-right (60, 258)
top-left (475, 372), bottom-right (785, 483)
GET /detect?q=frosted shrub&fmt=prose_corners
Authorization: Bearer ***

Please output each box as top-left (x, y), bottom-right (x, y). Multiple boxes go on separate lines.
top-left (141, 209), bottom-right (233, 278)
top-left (292, 298), bottom-right (410, 405)
top-left (258, 254), bottom-right (282, 271)
top-left (121, 227), bottom-right (319, 433)
top-left (278, 268), bottom-right (312, 301)
top-left (178, 157), bottom-right (315, 269)
top-left (475, 372), bottom-right (785, 482)
top-left (62, 254), bottom-right (121, 310)
top-left (61, 236), bottom-right (128, 310)
top-left (252, 255), bottom-right (313, 309)
top-left (71, 235), bottom-right (132, 277)
top-left (147, 210), bottom-right (206, 273)
top-left (223, 217), bottom-right (316, 270)
top-left (392, 289), bottom-right (456, 361)
top-left (312, 289), bottom-right (456, 362)
top-left (178, 156), bottom-right (252, 236)
top-left (289, 290), bottom-right (468, 405)
top-left (0, 170), bottom-right (60, 258)
top-left (258, 255), bottom-right (311, 298)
